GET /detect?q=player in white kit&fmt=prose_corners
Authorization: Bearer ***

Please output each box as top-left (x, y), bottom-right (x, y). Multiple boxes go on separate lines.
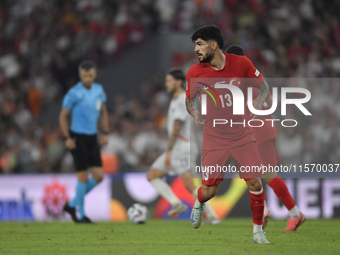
top-left (147, 68), bottom-right (219, 223)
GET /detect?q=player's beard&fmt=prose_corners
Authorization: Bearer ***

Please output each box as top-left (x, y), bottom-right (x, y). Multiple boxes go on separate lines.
top-left (199, 49), bottom-right (214, 63)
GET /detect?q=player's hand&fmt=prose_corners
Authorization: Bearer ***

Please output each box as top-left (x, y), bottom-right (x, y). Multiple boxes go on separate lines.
top-left (65, 137), bottom-right (76, 150)
top-left (100, 134), bottom-right (109, 145)
top-left (165, 150), bottom-right (171, 170)
top-left (191, 109), bottom-right (205, 127)
top-left (250, 96), bottom-right (265, 120)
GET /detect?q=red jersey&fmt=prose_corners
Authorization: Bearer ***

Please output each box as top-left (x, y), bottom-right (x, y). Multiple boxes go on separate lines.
top-left (248, 89), bottom-right (277, 144)
top-left (186, 53), bottom-right (264, 150)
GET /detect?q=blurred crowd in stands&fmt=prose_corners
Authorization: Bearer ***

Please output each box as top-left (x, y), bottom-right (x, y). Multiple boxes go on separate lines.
top-left (0, 0), bottom-right (340, 173)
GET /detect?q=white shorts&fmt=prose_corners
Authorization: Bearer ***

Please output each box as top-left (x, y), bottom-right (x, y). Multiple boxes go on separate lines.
top-left (151, 151), bottom-right (197, 176)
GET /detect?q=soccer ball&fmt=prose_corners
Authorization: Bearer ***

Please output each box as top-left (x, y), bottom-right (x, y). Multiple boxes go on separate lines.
top-left (127, 203), bottom-right (149, 224)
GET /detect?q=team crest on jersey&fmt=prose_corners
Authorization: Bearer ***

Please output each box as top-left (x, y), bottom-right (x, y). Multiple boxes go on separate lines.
top-left (228, 77), bottom-right (241, 88)
top-left (96, 100), bottom-right (102, 110)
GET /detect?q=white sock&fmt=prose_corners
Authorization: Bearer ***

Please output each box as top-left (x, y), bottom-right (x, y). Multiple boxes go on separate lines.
top-left (253, 224), bottom-right (263, 234)
top-left (289, 206), bottom-right (300, 219)
top-left (150, 178), bottom-right (181, 205)
top-left (192, 188), bottom-right (217, 219)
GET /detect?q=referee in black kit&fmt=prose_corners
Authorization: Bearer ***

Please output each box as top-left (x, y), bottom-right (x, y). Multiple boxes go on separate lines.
top-left (59, 60), bottom-right (109, 223)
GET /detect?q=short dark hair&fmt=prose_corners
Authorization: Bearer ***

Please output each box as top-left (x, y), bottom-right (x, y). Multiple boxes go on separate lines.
top-left (191, 25), bottom-right (224, 49)
top-left (167, 67), bottom-right (185, 87)
top-left (225, 44), bottom-right (245, 56)
top-left (167, 67), bottom-right (185, 81)
top-left (78, 60), bottom-right (96, 72)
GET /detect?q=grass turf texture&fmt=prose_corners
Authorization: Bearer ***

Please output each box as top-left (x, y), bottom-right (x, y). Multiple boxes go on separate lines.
top-left (0, 219), bottom-right (339, 255)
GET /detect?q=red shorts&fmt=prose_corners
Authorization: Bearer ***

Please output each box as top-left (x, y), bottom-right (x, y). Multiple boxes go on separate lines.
top-left (201, 141), bottom-right (264, 186)
top-left (257, 138), bottom-right (277, 167)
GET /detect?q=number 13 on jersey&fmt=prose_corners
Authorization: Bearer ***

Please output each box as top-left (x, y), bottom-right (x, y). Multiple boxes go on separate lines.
top-left (219, 93), bottom-right (232, 108)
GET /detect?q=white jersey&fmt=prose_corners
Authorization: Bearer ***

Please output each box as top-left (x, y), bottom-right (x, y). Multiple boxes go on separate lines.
top-left (150, 91), bottom-right (198, 175)
top-left (167, 92), bottom-right (196, 153)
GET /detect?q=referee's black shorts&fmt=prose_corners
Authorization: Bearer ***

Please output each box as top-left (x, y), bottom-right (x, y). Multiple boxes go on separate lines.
top-left (69, 131), bottom-right (102, 171)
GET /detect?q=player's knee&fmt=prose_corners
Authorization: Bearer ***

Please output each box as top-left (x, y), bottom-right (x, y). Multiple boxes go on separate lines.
top-left (209, 189), bottom-right (217, 199)
top-left (203, 187), bottom-right (217, 200)
top-left (207, 192), bottom-right (215, 200)
top-left (147, 168), bottom-right (166, 182)
top-left (251, 181), bottom-right (262, 192)
top-left (77, 171), bottom-right (88, 183)
top-left (205, 191), bottom-right (216, 200)
top-left (92, 168), bottom-right (104, 183)
top-left (147, 174), bottom-right (153, 182)
top-left (95, 173), bottom-right (104, 183)
top-left (246, 178), bottom-right (262, 192)
top-left (147, 169), bottom-right (157, 182)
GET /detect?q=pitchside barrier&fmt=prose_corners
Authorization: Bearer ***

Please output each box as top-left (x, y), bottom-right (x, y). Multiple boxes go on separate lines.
top-left (0, 174), bottom-right (111, 221)
top-left (0, 173), bottom-right (339, 221)
top-left (109, 172), bottom-right (340, 221)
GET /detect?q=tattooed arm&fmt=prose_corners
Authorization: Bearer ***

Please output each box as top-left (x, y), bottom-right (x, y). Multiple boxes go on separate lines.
top-left (250, 79), bottom-right (269, 119)
top-left (258, 79), bottom-right (269, 103)
top-left (185, 97), bottom-right (197, 114)
top-left (185, 97), bottom-right (205, 127)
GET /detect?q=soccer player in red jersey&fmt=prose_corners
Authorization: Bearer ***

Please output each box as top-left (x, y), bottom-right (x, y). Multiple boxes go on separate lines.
top-left (185, 25), bottom-right (270, 243)
top-left (225, 44), bottom-right (306, 231)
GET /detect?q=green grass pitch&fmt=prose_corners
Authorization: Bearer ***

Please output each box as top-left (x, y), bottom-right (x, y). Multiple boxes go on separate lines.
top-left (1, 219), bottom-right (339, 255)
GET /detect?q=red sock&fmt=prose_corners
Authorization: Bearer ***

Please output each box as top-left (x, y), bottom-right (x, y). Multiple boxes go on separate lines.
top-left (249, 189), bottom-right (265, 225)
top-left (197, 186), bottom-right (208, 203)
top-left (268, 176), bottom-right (296, 210)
